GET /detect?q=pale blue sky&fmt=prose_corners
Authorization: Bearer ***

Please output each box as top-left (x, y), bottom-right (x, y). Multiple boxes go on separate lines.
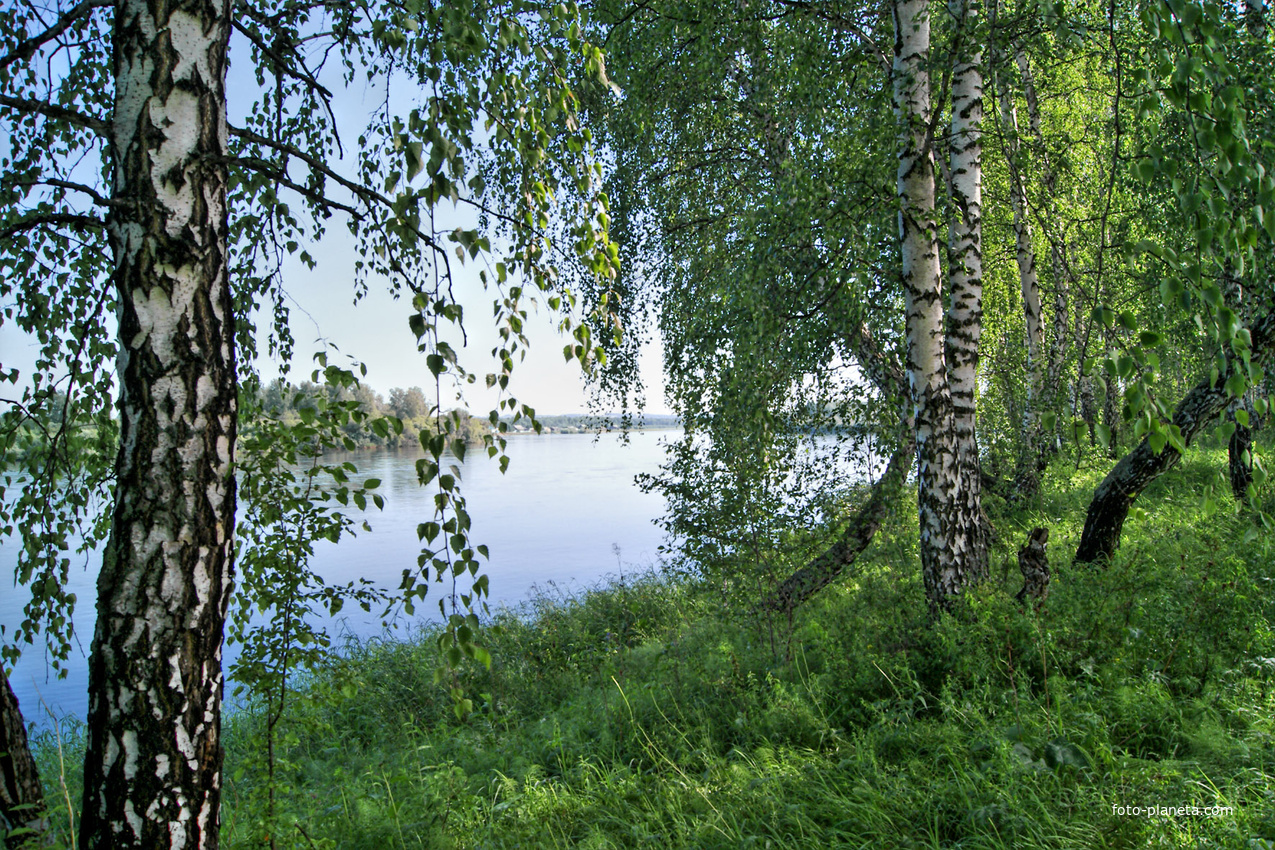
top-left (0, 26), bottom-right (668, 417)
top-left (262, 214), bottom-right (668, 415)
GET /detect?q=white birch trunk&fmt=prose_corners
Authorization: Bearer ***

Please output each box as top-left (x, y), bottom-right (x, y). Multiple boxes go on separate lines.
top-left (996, 68), bottom-right (1044, 408)
top-left (945, 0), bottom-right (988, 576)
top-left (1017, 50), bottom-right (1072, 405)
top-left (894, 0), bottom-right (985, 612)
top-left (80, 0), bottom-right (234, 847)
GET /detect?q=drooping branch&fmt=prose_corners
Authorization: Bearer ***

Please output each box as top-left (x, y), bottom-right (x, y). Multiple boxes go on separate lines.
top-left (230, 20), bottom-right (333, 99)
top-left (230, 125), bottom-right (383, 208)
top-left (230, 18), bottom-right (343, 156)
top-left (229, 156), bottom-right (362, 219)
top-left (228, 125), bottom-right (442, 253)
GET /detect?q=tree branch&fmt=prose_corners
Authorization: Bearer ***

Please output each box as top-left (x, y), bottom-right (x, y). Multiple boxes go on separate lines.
top-left (0, 0), bottom-right (113, 70)
top-left (231, 20), bottom-right (333, 99)
top-left (229, 124), bottom-right (441, 252)
top-left (229, 157), bottom-right (362, 219)
top-left (230, 19), bottom-right (343, 156)
top-left (0, 212), bottom-right (105, 242)
top-left (770, 0), bottom-right (892, 75)
top-left (1, 177), bottom-right (119, 208)
top-left (0, 93), bottom-right (108, 136)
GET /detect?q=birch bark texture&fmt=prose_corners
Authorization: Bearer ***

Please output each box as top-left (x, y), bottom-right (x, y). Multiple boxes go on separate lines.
top-left (893, 0), bottom-right (987, 613)
top-left (944, 0), bottom-right (987, 578)
top-left (1, 669), bottom-right (46, 846)
top-left (79, 0), bottom-right (235, 846)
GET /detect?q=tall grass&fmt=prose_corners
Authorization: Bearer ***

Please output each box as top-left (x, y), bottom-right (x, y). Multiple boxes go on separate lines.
top-left (22, 451), bottom-right (1275, 848)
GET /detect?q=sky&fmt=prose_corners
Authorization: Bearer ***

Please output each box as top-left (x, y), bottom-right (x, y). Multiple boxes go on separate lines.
top-left (240, 28), bottom-right (669, 416)
top-left (0, 25), bottom-right (670, 418)
top-left (259, 216), bottom-right (669, 416)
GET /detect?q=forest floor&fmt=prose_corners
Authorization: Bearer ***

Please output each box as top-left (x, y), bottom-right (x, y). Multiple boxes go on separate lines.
top-left (30, 446), bottom-right (1275, 848)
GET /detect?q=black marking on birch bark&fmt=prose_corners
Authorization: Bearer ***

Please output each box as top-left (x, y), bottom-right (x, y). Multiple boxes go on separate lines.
top-left (81, 0), bottom-right (234, 847)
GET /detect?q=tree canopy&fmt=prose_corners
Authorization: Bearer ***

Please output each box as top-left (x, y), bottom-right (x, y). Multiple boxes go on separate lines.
top-left (586, 0), bottom-right (1274, 611)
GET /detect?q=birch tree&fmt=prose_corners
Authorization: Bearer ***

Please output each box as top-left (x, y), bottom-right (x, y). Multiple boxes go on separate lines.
top-left (0, 0), bottom-right (611, 844)
top-left (893, 0), bottom-right (988, 610)
top-left (1076, 0), bottom-right (1275, 562)
top-left (72, 1), bottom-right (238, 843)
top-left (588, 0), bottom-right (998, 615)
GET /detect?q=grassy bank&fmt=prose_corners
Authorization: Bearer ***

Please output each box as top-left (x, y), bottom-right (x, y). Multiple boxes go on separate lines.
top-left (27, 451), bottom-right (1275, 848)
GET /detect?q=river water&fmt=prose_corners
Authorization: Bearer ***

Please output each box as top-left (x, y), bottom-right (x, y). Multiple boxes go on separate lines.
top-left (1, 430), bottom-right (671, 721)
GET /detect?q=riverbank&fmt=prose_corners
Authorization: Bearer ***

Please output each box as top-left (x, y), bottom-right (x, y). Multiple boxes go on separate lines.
top-left (24, 450), bottom-right (1275, 848)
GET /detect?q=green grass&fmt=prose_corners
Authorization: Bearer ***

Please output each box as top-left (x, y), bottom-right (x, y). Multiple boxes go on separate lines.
top-left (26, 449), bottom-right (1275, 848)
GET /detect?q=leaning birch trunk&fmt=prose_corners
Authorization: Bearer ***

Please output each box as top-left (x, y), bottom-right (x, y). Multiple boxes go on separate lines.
top-left (945, 0), bottom-right (988, 571)
top-left (764, 323), bottom-right (913, 613)
top-left (79, 0), bottom-right (236, 847)
top-left (893, 0), bottom-right (985, 613)
top-left (1075, 307), bottom-right (1275, 563)
top-left (762, 434), bottom-right (915, 615)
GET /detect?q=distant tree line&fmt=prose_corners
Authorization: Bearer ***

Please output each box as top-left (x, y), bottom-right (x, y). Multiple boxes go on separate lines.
top-left (247, 379), bottom-right (489, 450)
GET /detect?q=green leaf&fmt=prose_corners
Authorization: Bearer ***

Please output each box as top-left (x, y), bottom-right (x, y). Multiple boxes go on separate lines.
top-left (405, 141), bottom-right (424, 181)
top-left (409, 313), bottom-right (427, 340)
top-left (1225, 370), bottom-right (1248, 398)
top-left (1148, 428), bottom-right (1168, 455)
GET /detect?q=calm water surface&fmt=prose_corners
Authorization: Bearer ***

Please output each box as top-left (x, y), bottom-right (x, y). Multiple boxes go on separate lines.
top-left (1, 430), bottom-right (670, 721)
